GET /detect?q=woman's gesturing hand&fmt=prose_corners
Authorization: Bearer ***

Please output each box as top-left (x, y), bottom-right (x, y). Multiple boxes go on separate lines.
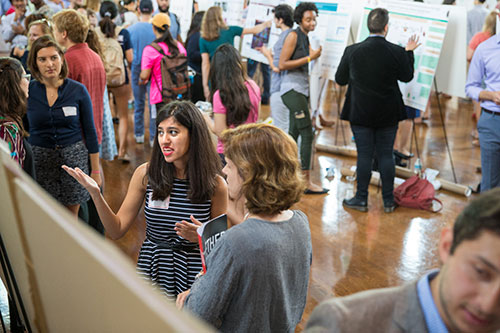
top-left (175, 215), bottom-right (203, 243)
top-left (62, 165), bottom-right (100, 196)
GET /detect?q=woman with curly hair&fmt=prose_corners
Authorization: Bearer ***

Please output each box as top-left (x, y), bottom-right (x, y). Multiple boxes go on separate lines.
top-left (177, 123), bottom-right (312, 332)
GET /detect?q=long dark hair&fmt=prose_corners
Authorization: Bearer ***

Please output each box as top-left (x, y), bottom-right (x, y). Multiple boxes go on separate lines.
top-left (186, 11), bottom-right (204, 45)
top-left (153, 24), bottom-right (179, 56)
top-left (209, 44), bottom-right (251, 127)
top-left (0, 57), bottom-right (27, 134)
top-left (147, 101), bottom-right (221, 202)
top-left (99, 1), bottom-right (118, 38)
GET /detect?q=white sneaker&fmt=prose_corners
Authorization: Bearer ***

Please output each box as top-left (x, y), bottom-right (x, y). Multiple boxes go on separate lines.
top-left (135, 135), bottom-right (144, 144)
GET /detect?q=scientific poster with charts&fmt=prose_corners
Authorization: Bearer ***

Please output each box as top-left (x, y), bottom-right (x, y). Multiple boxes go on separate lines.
top-left (213, 0), bottom-right (247, 26)
top-left (169, 0), bottom-right (193, 41)
top-left (308, 0), bottom-right (353, 81)
top-left (241, 0), bottom-right (297, 64)
top-left (357, 0), bottom-right (449, 111)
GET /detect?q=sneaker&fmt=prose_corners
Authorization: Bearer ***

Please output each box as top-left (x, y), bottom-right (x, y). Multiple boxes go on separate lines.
top-left (135, 135), bottom-right (144, 144)
top-left (384, 201), bottom-right (397, 213)
top-left (342, 197), bottom-right (368, 212)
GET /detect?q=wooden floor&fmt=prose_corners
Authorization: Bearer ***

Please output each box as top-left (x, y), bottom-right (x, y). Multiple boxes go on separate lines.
top-left (1, 84), bottom-right (482, 331)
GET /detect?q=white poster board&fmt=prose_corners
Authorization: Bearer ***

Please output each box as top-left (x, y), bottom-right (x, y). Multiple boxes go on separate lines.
top-left (435, 5), bottom-right (467, 99)
top-left (241, 0), bottom-right (297, 64)
top-left (309, 0), bottom-right (353, 81)
top-left (169, 0), bottom-right (194, 41)
top-left (357, 0), bottom-right (450, 110)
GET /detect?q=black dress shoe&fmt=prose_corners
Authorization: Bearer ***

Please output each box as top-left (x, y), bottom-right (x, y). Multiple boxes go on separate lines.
top-left (343, 197), bottom-right (368, 212)
top-left (384, 201), bottom-right (397, 213)
top-left (394, 150), bottom-right (414, 160)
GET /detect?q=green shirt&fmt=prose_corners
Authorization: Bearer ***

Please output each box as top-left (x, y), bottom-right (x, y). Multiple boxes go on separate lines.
top-left (199, 26), bottom-right (243, 58)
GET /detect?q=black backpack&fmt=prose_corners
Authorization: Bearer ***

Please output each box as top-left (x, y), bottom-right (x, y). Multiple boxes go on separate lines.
top-left (150, 42), bottom-right (191, 103)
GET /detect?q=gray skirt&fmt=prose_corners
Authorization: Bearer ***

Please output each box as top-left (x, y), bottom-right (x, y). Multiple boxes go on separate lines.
top-left (32, 141), bottom-right (90, 206)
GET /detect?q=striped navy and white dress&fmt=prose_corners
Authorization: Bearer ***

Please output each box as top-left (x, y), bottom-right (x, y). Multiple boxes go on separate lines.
top-left (137, 179), bottom-right (211, 299)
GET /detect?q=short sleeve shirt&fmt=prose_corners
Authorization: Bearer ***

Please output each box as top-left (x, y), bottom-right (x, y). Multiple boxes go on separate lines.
top-left (199, 26), bottom-right (243, 58)
top-left (213, 79), bottom-right (260, 153)
top-left (141, 41), bottom-right (187, 105)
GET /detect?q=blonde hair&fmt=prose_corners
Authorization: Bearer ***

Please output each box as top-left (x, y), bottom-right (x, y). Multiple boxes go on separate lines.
top-left (200, 6), bottom-right (228, 41)
top-left (222, 123), bottom-right (306, 216)
top-left (482, 11), bottom-right (497, 35)
top-left (52, 9), bottom-right (90, 43)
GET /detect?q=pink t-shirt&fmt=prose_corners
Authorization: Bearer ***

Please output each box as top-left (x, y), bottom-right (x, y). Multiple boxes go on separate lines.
top-left (141, 41), bottom-right (187, 105)
top-left (213, 79), bottom-right (261, 154)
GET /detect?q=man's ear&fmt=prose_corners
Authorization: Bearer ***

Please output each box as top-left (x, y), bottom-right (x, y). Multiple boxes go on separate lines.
top-left (438, 227), bottom-right (453, 264)
top-left (62, 30), bottom-right (68, 39)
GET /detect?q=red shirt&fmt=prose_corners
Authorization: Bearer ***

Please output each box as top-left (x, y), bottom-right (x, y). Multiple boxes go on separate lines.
top-left (469, 31), bottom-right (493, 51)
top-left (65, 43), bottom-right (106, 144)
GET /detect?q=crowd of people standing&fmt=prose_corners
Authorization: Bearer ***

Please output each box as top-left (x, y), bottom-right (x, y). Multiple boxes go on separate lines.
top-left (1, 0), bottom-right (500, 332)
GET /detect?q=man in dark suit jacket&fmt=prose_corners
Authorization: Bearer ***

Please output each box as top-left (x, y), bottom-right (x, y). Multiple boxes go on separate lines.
top-left (305, 188), bottom-right (500, 333)
top-left (335, 8), bottom-right (420, 213)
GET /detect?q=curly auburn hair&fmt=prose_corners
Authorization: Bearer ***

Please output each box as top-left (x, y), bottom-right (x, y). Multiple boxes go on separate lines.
top-left (222, 123), bottom-right (306, 216)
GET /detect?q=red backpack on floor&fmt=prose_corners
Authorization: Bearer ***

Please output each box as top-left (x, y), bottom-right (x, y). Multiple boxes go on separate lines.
top-left (394, 175), bottom-right (442, 212)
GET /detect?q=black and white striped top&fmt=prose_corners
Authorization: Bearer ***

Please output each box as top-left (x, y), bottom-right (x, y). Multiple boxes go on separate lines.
top-left (137, 179), bottom-right (211, 298)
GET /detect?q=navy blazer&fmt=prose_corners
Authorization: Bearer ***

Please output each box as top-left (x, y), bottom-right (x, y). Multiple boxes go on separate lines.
top-left (335, 36), bottom-right (414, 128)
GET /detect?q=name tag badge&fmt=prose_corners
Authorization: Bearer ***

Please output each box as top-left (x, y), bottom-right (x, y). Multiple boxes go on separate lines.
top-left (62, 106), bottom-right (77, 117)
top-left (148, 193), bottom-right (170, 209)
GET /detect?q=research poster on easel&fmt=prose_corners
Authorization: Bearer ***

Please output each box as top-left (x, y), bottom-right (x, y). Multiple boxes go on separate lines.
top-left (241, 0), bottom-right (297, 64)
top-left (169, 0), bottom-right (193, 41)
top-left (357, 0), bottom-right (449, 111)
top-left (308, 0), bottom-right (353, 81)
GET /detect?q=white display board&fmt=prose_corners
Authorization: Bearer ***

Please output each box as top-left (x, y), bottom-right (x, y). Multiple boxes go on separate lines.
top-left (357, 0), bottom-right (450, 110)
top-left (241, 0), bottom-right (297, 64)
top-left (435, 5), bottom-right (467, 99)
top-left (309, 0), bottom-right (354, 81)
top-left (169, 0), bottom-right (194, 41)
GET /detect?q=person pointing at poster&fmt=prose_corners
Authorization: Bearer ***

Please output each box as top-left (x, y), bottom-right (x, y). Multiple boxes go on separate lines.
top-left (335, 7), bottom-right (420, 213)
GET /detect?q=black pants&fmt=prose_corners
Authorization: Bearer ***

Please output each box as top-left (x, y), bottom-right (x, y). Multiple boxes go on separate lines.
top-left (351, 124), bottom-right (398, 202)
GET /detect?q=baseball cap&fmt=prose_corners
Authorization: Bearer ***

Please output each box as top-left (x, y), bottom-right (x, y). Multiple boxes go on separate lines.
top-left (139, 0), bottom-right (153, 13)
top-left (151, 13), bottom-right (171, 29)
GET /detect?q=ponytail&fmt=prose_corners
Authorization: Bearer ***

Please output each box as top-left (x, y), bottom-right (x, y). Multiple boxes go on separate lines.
top-left (99, 15), bottom-right (116, 38)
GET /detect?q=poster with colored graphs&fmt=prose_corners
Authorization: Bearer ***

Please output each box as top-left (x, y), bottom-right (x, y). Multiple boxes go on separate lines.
top-left (241, 0), bottom-right (297, 64)
top-left (169, 0), bottom-right (194, 41)
top-left (357, 0), bottom-right (449, 111)
top-left (307, 0), bottom-right (353, 81)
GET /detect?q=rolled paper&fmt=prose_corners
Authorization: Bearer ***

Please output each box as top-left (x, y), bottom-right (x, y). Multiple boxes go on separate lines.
top-left (316, 143), bottom-right (358, 157)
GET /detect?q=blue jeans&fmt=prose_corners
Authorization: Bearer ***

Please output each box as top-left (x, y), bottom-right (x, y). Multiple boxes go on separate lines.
top-left (131, 65), bottom-right (155, 139)
top-left (247, 59), bottom-right (270, 101)
top-left (478, 110), bottom-right (500, 192)
top-left (351, 124), bottom-right (398, 202)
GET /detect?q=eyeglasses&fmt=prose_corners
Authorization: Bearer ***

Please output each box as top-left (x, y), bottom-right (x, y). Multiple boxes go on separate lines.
top-left (22, 74), bottom-right (31, 81)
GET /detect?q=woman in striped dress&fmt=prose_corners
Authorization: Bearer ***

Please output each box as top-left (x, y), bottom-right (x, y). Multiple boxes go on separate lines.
top-left (64, 101), bottom-right (227, 299)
